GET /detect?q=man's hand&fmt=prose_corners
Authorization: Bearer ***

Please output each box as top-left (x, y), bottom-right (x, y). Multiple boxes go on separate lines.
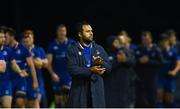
top-left (51, 73), bottom-right (60, 82)
top-left (32, 80), bottom-right (38, 90)
top-left (93, 56), bottom-right (103, 65)
top-left (168, 70), bottom-right (177, 77)
top-left (0, 60), bottom-right (6, 73)
top-left (19, 71), bottom-right (28, 78)
top-left (90, 66), bottom-right (106, 75)
top-left (139, 56), bottom-right (149, 63)
top-left (117, 51), bottom-right (127, 63)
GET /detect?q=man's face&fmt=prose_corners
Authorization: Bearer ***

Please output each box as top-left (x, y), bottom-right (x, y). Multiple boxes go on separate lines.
top-left (142, 35), bottom-right (152, 45)
top-left (25, 33), bottom-right (34, 45)
top-left (0, 33), bottom-right (5, 46)
top-left (24, 30), bottom-right (34, 44)
top-left (79, 25), bottom-right (93, 43)
top-left (57, 27), bottom-right (67, 39)
top-left (160, 39), bottom-right (170, 50)
top-left (22, 37), bottom-right (32, 48)
top-left (5, 33), bottom-right (12, 46)
top-left (113, 38), bottom-right (121, 49)
top-left (168, 35), bottom-right (176, 44)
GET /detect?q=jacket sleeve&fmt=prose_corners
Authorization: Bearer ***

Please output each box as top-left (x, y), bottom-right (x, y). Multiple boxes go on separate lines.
top-left (123, 50), bottom-right (136, 67)
top-left (99, 46), bottom-right (112, 73)
top-left (112, 49), bottom-right (135, 68)
top-left (66, 47), bottom-right (92, 77)
top-left (148, 47), bottom-right (163, 66)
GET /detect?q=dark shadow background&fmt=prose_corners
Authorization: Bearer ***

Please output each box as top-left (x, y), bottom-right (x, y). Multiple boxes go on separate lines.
top-left (1, 0), bottom-right (180, 106)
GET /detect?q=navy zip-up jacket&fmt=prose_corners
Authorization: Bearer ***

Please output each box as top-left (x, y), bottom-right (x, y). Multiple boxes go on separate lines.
top-left (66, 41), bottom-right (111, 108)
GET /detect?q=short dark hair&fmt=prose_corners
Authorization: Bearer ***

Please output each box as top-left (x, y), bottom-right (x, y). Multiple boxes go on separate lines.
top-left (141, 31), bottom-right (152, 38)
top-left (76, 21), bottom-right (90, 33)
top-left (0, 26), bottom-right (7, 33)
top-left (166, 29), bottom-right (176, 36)
top-left (160, 32), bottom-right (168, 40)
top-left (56, 24), bottom-right (66, 30)
top-left (5, 27), bottom-right (16, 36)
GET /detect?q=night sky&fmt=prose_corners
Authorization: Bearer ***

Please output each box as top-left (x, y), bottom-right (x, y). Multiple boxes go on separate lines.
top-left (1, 0), bottom-right (180, 48)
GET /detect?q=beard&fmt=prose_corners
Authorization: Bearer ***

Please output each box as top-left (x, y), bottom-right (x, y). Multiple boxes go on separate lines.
top-left (83, 39), bottom-right (92, 45)
top-left (81, 35), bottom-right (93, 45)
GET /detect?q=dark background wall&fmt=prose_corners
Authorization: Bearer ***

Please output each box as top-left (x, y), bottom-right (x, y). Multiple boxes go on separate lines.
top-left (1, 0), bottom-right (180, 48)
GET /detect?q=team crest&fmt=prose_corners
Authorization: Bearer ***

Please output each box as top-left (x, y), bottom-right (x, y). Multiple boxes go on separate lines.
top-left (3, 51), bottom-right (7, 56)
top-left (16, 49), bottom-right (21, 54)
top-left (96, 50), bottom-right (100, 55)
top-left (53, 46), bottom-right (58, 50)
top-left (78, 51), bottom-right (82, 55)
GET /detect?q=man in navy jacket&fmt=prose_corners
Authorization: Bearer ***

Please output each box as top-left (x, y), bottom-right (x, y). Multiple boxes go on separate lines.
top-left (66, 21), bottom-right (111, 108)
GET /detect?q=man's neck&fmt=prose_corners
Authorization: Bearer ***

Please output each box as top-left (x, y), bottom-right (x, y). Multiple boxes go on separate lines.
top-left (11, 40), bottom-right (18, 48)
top-left (171, 41), bottom-right (177, 46)
top-left (56, 37), bottom-right (67, 43)
top-left (29, 44), bottom-right (35, 51)
top-left (80, 40), bottom-right (91, 47)
top-left (144, 43), bottom-right (153, 49)
top-left (0, 45), bottom-right (4, 51)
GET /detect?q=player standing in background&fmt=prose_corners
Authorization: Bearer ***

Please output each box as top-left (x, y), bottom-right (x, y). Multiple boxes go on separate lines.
top-left (135, 31), bottom-right (162, 107)
top-left (21, 33), bottom-right (41, 108)
top-left (117, 30), bottom-right (137, 51)
top-left (23, 29), bottom-right (48, 108)
top-left (156, 34), bottom-right (180, 107)
top-left (47, 24), bottom-right (74, 108)
top-left (0, 27), bottom-right (13, 108)
top-left (166, 30), bottom-right (180, 106)
top-left (4, 28), bottom-right (38, 108)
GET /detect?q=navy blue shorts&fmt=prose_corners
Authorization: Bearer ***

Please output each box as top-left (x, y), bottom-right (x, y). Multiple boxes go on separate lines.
top-left (157, 76), bottom-right (176, 93)
top-left (12, 78), bottom-right (27, 96)
top-left (52, 75), bottom-right (71, 95)
top-left (26, 78), bottom-right (38, 100)
top-left (0, 79), bottom-right (12, 97)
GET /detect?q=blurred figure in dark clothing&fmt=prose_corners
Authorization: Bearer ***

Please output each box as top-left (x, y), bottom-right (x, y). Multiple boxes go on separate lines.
top-left (166, 29), bottom-right (180, 107)
top-left (135, 31), bottom-right (162, 107)
top-left (104, 35), bottom-right (136, 107)
top-left (117, 30), bottom-right (137, 51)
top-left (156, 34), bottom-right (180, 107)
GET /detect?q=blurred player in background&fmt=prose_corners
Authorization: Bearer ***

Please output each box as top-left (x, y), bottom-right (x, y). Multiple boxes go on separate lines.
top-left (156, 34), bottom-right (180, 107)
top-left (23, 29), bottom-right (48, 108)
top-left (166, 29), bottom-right (180, 106)
top-left (5, 28), bottom-right (38, 108)
top-left (47, 24), bottom-right (74, 107)
top-left (135, 31), bottom-right (162, 107)
top-left (117, 30), bottom-right (137, 51)
top-left (0, 27), bottom-right (13, 108)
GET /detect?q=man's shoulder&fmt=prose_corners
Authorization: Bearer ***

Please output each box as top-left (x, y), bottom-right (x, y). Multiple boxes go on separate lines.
top-left (92, 42), bottom-right (103, 49)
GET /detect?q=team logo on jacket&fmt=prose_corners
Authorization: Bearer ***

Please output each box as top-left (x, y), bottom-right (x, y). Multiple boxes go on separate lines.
top-left (96, 50), bottom-right (100, 55)
top-left (16, 49), bottom-right (21, 54)
top-left (78, 51), bottom-right (82, 56)
top-left (53, 46), bottom-right (58, 50)
top-left (2, 51), bottom-right (7, 56)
